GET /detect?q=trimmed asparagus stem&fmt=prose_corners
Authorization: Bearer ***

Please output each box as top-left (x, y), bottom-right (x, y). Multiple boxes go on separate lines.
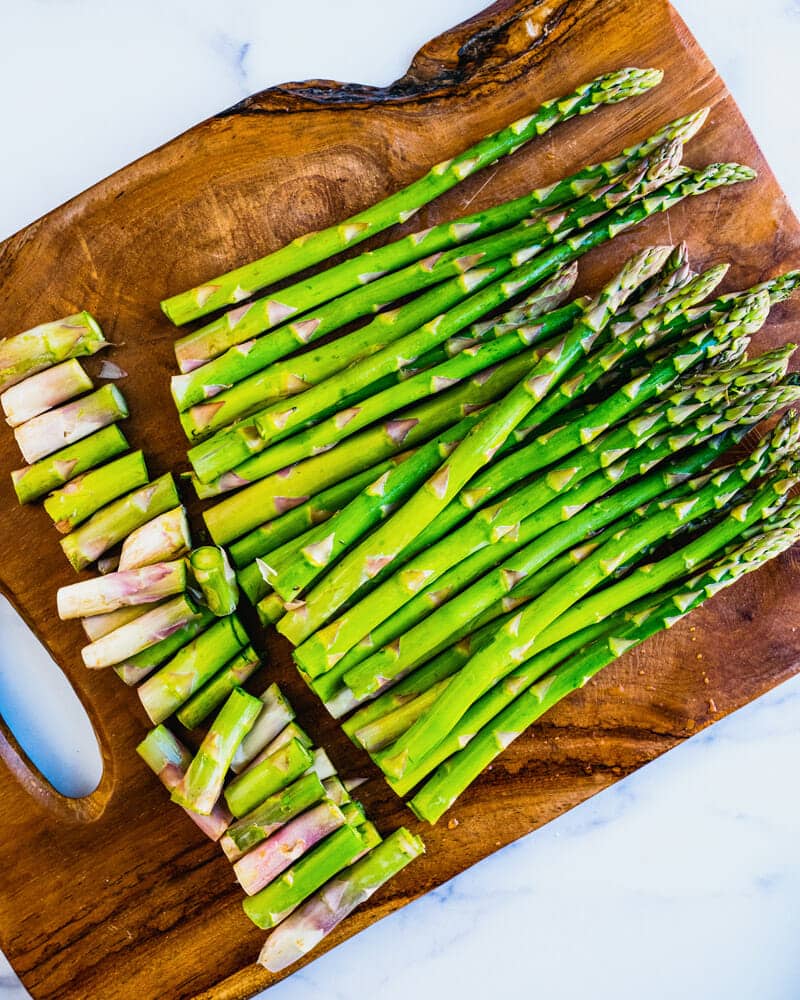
top-left (260, 722), bottom-right (314, 757)
top-left (118, 507), bottom-right (192, 571)
top-left (221, 773), bottom-right (328, 861)
top-left (137, 614), bottom-right (249, 723)
top-left (231, 684), bottom-right (296, 773)
top-left (305, 748), bottom-right (337, 783)
top-left (83, 603), bottom-right (157, 642)
top-left (136, 725), bottom-right (232, 840)
top-left (58, 561), bottom-right (187, 620)
top-left (291, 290), bottom-right (768, 671)
top-left (11, 425), bottom-right (129, 505)
top-left (14, 385), bottom-right (128, 464)
top-left (225, 738), bottom-right (314, 818)
top-left (258, 827), bottom-right (424, 972)
top-left (62, 474), bottom-right (180, 572)
top-left (242, 821), bottom-right (370, 929)
top-left (175, 645), bottom-right (261, 729)
top-left (162, 67), bottom-right (663, 325)
top-left (235, 799), bottom-right (348, 895)
top-left (410, 524), bottom-right (800, 822)
top-left (82, 594), bottom-right (202, 670)
top-left (377, 421), bottom-right (798, 781)
top-left (44, 451), bottom-right (149, 534)
top-left (0, 311), bottom-right (107, 393)
top-left (114, 608), bottom-right (216, 685)
top-left (1, 359), bottom-right (93, 427)
top-left (172, 687), bottom-right (262, 815)
top-left (189, 546), bottom-right (239, 616)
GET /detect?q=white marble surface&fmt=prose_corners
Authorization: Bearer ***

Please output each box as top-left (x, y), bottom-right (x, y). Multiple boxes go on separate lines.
top-left (1, 1), bottom-right (799, 997)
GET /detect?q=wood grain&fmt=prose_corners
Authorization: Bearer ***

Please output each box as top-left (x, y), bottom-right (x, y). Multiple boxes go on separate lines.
top-left (1, 1), bottom-right (799, 997)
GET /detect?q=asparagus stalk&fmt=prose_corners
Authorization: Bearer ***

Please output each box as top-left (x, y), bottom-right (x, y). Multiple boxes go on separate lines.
top-left (81, 594), bottom-right (202, 669)
top-left (175, 645), bottom-right (261, 729)
top-left (58, 561), bottom-right (187, 620)
top-left (259, 722), bottom-right (314, 758)
top-left (1, 359), bottom-right (93, 427)
top-left (136, 615), bottom-right (249, 722)
top-left (230, 683), bottom-right (296, 773)
top-left (14, 385), bottom-right (128, 464)
top-left (171, 687), bottom-right (262, 815)
top-left (290, 291), bottom-right (768, 670)
top-left (410, 524), bottom-right (800, 822)
top-left (118, 507), bottom-right (192, 571)
top-left (235, 799), bottom-right (349, 895)
top-left (83, 603), bottom-right (157, 642)
top-left (162, 67), bottom-right (663, 325)
top-left (114, 607), bottom-right (216, 685)
top-left (306, 748), bottom-right (338, 782)
top-left (0, 311), bottom-right (107, 392)
top-left (62, 474), bottom-right (180, 572)
top-left (376, 419), bottom-right (799, 780)
top-left (136, 725), bottom-right (232, 840)
top-left (188, 546), bottom-right (239, 616)
top-left (242, 821), bottom-right (372, 929)
top-left (225, 738), bottom-right (314, 818)
top-left (258, 827), bottom-right (424, 972)
top-left (221, 773), bottom-right (328, 861)
top-left (11, 425), bottom-right (129, 505)
top-left (44, 451), bottom-right (149, 534)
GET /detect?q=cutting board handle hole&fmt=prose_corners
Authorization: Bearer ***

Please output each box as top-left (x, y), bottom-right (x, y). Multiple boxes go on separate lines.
top-left (0, 594), bottom-right (103, 803)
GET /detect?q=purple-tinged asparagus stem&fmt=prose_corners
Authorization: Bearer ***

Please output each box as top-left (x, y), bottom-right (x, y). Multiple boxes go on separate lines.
top-left (83, 603), bottom-right (159, 642)
top-left (81, 594), bottom-right (200, 669)
top-left (234, 800), bottom-right (348, 895)
top-left (44, 451), bottom-right (149, 534)
top-left (175, 645), bottom-right (261, 729)
top-left (136, 725), bottom-right (232, 841)
top-left (1, 359), bottom-right (93, 427)
top-left (14, 385), bottom-right (128, 464)
top-left (62, 474), bottom-right (180, 571)
top-left (118, 507), bottom-right (192, 571)
top-left (113, 608), bottom-right (215, 685)
top-left (257, 828), bottom-right (424, 972)
top-left (0, 311), bottom-right (107, 393)
top-left (241, 722), bottom-right (313, 776)
top-left (231, 684), bottom-right (295, 773)
top-left (225, 738), bottom-right (313, 818)
top-left (220, 772), bottom-right (328, 861)
top-left (137, 614), bottom-right (249, 723)
top-left (11, 425), bottom-right (129, 505)
top-left (172, 687), bottom-right (262, 815)
top-left (58, 561), bottom-right (187, 620)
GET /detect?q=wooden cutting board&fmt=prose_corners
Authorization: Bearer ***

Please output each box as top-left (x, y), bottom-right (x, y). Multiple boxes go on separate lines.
top-left (1, 1), bottom-right (799, 997)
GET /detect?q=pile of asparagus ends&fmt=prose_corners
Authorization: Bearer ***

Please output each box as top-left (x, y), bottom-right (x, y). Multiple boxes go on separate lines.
top-left (158, 68), bottom-right (800, 825)
top-left (137, 683), bottom-right (423, 973)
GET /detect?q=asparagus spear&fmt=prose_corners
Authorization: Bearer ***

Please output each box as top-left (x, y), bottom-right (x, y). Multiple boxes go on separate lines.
top-left (235, 799), bottom-right (349, 895)
top-left (290, 292), bottom-right (767, 670)
top-left (1, 359), bottom-right (93, 427)
top-left (225, 738), bottom-right (314, 818)
top-left (188, 546), bottom-right (239, 616)
top-left (231, 683), bottom-right (296, 773)
top-left (305, 748), bottom-right (338, 783)
top-left (136, 725), bottom-right (232, 840)
top-left (58, 561), bottom-right (187, 620)
top-left (175, 645), bottom-right (261, 729)
top-left (410, 523), bottom-right (800, 822)
top-left (61, 474), bottom-right (180, 572)
top-left (162, 67), bottom-right (663, 325)
top-left (258, 827), bottom-right (424, 972)
top-left (81, 594), bottom-right (202, 669)
top-left (114, 608), bottom-right (215, 685)
top-left (135, 614), bottom-right (248, 721)
top-left (14, 385), bottom-right (128, 464)
top-left (0, 311), bottom-right (107, 392)
top-left (44, 451), bottom-right (149, 534)
top-left (118, 507), bottom-right (192, 571)
top-left (242, 821), bottom-right (372, 929)
top-left (11, 425), bottom-right (129, 505)
top-left (258, 722), bottom-right (314, 758)
top-left (376, 419), bottom-right (799, 780)
top-left (171, 687), bottom-right (262, 815)
top-left (83, 603), bottom-right (157, 642)
top-left (221, 773), bottom-right (328, 861)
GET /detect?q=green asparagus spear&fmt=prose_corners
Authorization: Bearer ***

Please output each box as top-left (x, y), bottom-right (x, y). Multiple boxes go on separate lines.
top-left (175, 645), bottom-right (261, 728)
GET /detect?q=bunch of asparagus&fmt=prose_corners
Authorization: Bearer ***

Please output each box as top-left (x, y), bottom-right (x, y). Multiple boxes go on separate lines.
top-left (137, 683), bottom-right (424, 972)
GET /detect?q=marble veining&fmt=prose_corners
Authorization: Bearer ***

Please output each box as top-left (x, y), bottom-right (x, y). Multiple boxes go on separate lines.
top-left (1, 1), bottom-right (799, 998)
